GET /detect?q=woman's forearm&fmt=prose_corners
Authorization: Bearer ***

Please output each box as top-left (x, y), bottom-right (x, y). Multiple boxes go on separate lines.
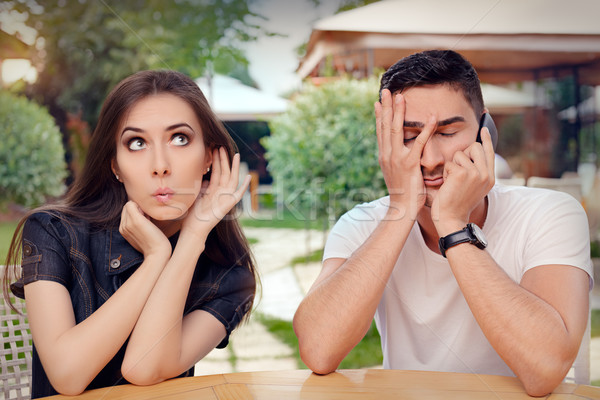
top-left (25, 252), bottom-right (170, 395)
top-left (122, 229), bottom-right (211, 384)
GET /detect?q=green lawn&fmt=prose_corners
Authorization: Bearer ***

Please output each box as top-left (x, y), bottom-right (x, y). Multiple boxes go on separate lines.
top-left (257, 312), bottom-right (382, 369)
top-left (592, 309), bottom-right (600, 338)
top-left (240, 210), bottom-right (325, 231)
top-left (290, 248), bottom-right (324, 266)
top-left (0, 221), bottom-right (18, 263)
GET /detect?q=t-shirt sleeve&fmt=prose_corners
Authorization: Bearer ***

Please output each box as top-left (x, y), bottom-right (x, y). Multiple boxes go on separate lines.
top-left (523, 191), bottom-right (593, 286)
top-left (10, 212), bottom-right (72, 299)
top-left (186, 263), bottom-right (255, 348)
top-left (323, 198), bottom-right (387, 261)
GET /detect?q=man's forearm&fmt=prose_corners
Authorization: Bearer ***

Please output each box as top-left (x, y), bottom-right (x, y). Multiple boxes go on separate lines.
top-left (293, 210), bottom-right (414, 373)
top-left (446, 244), bottom-right (589, 396)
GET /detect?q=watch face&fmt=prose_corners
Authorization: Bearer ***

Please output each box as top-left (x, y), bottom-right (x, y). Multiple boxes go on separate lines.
top-left (469, 223), bottom-right (488, 247)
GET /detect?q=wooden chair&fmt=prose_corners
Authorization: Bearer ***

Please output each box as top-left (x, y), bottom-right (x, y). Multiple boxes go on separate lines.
top-left (1, 287), bottom-right (32, 400)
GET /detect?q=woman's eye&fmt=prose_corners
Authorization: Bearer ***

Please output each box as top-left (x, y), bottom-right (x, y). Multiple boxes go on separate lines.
top-left (128, 138), bottom-right (146, 151)
top-left (171, 133), bottom-right (189, 146)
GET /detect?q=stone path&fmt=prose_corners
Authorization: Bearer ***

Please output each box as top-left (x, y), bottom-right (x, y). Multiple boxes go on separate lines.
top-left (194, 227), bottom-right (323, 375)
top-left (195, 226), bottom-right (600, 384)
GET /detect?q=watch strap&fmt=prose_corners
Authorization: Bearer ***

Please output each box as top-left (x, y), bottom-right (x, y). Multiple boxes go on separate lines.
top-left (438, 227), bottom-right (473, 258)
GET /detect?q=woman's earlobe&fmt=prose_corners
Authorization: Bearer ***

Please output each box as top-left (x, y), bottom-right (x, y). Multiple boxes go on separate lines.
top-left (111, 160), bottom-right (122, 182)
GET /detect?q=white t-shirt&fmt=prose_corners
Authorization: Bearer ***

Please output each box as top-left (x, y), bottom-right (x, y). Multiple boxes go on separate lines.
top-left (324, 184), bottom-right (593, 376)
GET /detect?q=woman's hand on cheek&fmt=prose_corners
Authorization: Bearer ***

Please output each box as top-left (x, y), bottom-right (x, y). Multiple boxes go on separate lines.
top-left (182, 147), bottom-right (251, 237)
top-left (120, 201), bottom-right (171, 259)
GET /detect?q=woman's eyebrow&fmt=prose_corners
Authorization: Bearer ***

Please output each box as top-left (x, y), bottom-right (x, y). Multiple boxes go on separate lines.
top-left (120, 123), bottom-right (194, 137)
top-left (403, 116), bottom-right (466, 129)
top-left (166, 123), bottom-right (194, 131)
top-left (120, 126), bottom-right (144, 137)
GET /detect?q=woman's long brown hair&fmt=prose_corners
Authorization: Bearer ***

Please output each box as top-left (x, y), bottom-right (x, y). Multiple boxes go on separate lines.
top-left (3, 70), bottom-right (258, 314)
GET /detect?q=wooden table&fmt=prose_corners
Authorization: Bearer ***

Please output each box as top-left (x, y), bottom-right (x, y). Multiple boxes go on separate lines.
top-left (43, 369), bottom-right (600, 399)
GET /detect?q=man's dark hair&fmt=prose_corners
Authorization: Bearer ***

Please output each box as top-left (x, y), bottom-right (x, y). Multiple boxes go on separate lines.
top-left (380, 50), bottom-right (484, 117)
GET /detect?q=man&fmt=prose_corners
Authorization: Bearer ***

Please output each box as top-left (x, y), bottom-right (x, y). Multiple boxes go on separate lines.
top-left (293, 50), bottom-right (592, 397)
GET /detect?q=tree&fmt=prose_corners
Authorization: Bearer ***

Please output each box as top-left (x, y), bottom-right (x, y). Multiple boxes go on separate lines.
top-left (262, 77), bottom-right (386, 230)
top-left (307, 0), bottom-right (381, 12)
top-left (1, 0), bottom-right (267, 129)
top-left (0, 91), bottom-right (67, 208)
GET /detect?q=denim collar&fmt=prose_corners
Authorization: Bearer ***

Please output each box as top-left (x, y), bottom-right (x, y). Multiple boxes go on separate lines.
top-left (104, 229), bottom-right (181, 275)
top-left (104, 229), bottom-right (144, 276)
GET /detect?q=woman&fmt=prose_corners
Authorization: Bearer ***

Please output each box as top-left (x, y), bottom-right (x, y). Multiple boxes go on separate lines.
top-left (2, 70), bottom-right (257, 398)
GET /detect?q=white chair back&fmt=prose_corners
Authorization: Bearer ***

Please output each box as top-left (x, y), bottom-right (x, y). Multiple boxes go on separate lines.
top-left (526, 176), bottom-right (583, 202)
top-left (565, 302), bottom-right (591, 385)
top-left (1, 271), bottom-right (32, 400)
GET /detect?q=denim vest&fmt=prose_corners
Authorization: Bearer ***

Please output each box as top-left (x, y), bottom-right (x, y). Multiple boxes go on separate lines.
top-left (11, 211), bottom-right (255, 398)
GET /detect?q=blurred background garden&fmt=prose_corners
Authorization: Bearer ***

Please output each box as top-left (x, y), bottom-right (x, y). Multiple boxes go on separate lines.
top-left (1, 0), bottom-right (600, 383)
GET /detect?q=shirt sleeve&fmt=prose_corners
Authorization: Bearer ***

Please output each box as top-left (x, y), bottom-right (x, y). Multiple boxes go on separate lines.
top-left (10, 211), bottom-right (72, 299)
top-left (185, 262), bottom-right (255, 348)
top-left (323, 197), bottom-right (388, 261)
top-left (522, 190), bottom-right (593, 286)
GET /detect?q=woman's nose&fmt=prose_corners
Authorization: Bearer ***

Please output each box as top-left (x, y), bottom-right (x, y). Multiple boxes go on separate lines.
top-left (153, 167), bottom-right (170, 177)
top-left (152, 149), bottom-right (171, 177)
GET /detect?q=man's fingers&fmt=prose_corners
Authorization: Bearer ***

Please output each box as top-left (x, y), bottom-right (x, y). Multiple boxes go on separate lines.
top-left (480, 127), bottom-right (496, 179)
top-left (452, 150), bottom-right (474, 168)
top-left (379, 89), bottom-right (393, 156)
top-left (410, 114), bottom-right (436, 159)
top-left (390, 93), bottom-right (405, 152)
top-left (464, 142), bottom-right (488, 174)
top-left (375, 101), bottom-right (383, 151)
top-left (464, 128), bottom-right (495, 180)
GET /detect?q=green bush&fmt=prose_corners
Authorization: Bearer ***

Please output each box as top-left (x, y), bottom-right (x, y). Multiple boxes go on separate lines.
top-left (262, 77), bottom-right (386, 225)
top-left (0, 91), bottom-right (67, 208)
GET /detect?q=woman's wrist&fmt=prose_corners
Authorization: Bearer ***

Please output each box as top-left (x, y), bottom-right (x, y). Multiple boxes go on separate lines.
top-left (143, 246), bottom-right (171, 265)
top-left (177, 227), bottom-right (208, 253)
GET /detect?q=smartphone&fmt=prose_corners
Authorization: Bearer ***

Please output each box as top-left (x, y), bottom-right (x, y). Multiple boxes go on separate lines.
top-left (477, 113), bottom-right (498, 151)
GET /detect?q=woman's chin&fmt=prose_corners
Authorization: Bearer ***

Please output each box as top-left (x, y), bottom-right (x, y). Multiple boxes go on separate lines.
top-left (146, 204), bottom-right (188, 222)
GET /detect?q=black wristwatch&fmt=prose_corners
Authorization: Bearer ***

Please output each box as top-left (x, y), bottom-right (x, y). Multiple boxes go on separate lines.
top-left (438, 223), bottom-right (487, 258)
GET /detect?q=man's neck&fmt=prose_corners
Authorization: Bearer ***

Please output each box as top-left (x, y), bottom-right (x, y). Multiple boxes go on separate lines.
top-left (417, 197), bottom-right (489, 255)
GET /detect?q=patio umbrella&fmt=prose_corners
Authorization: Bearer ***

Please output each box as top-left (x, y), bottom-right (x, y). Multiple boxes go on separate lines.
top-left (195, 74), bottom-right (288, 121)
top-left (481, 83), bottom-right (535, 114)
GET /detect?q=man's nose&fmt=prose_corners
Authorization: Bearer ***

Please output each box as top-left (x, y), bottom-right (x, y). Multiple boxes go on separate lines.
top-left (420, 136), bottom-right (444, 171)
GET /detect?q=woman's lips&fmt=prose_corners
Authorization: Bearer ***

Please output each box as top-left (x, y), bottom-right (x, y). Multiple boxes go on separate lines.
top-left (153, 188), bottom-right (174, 203)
